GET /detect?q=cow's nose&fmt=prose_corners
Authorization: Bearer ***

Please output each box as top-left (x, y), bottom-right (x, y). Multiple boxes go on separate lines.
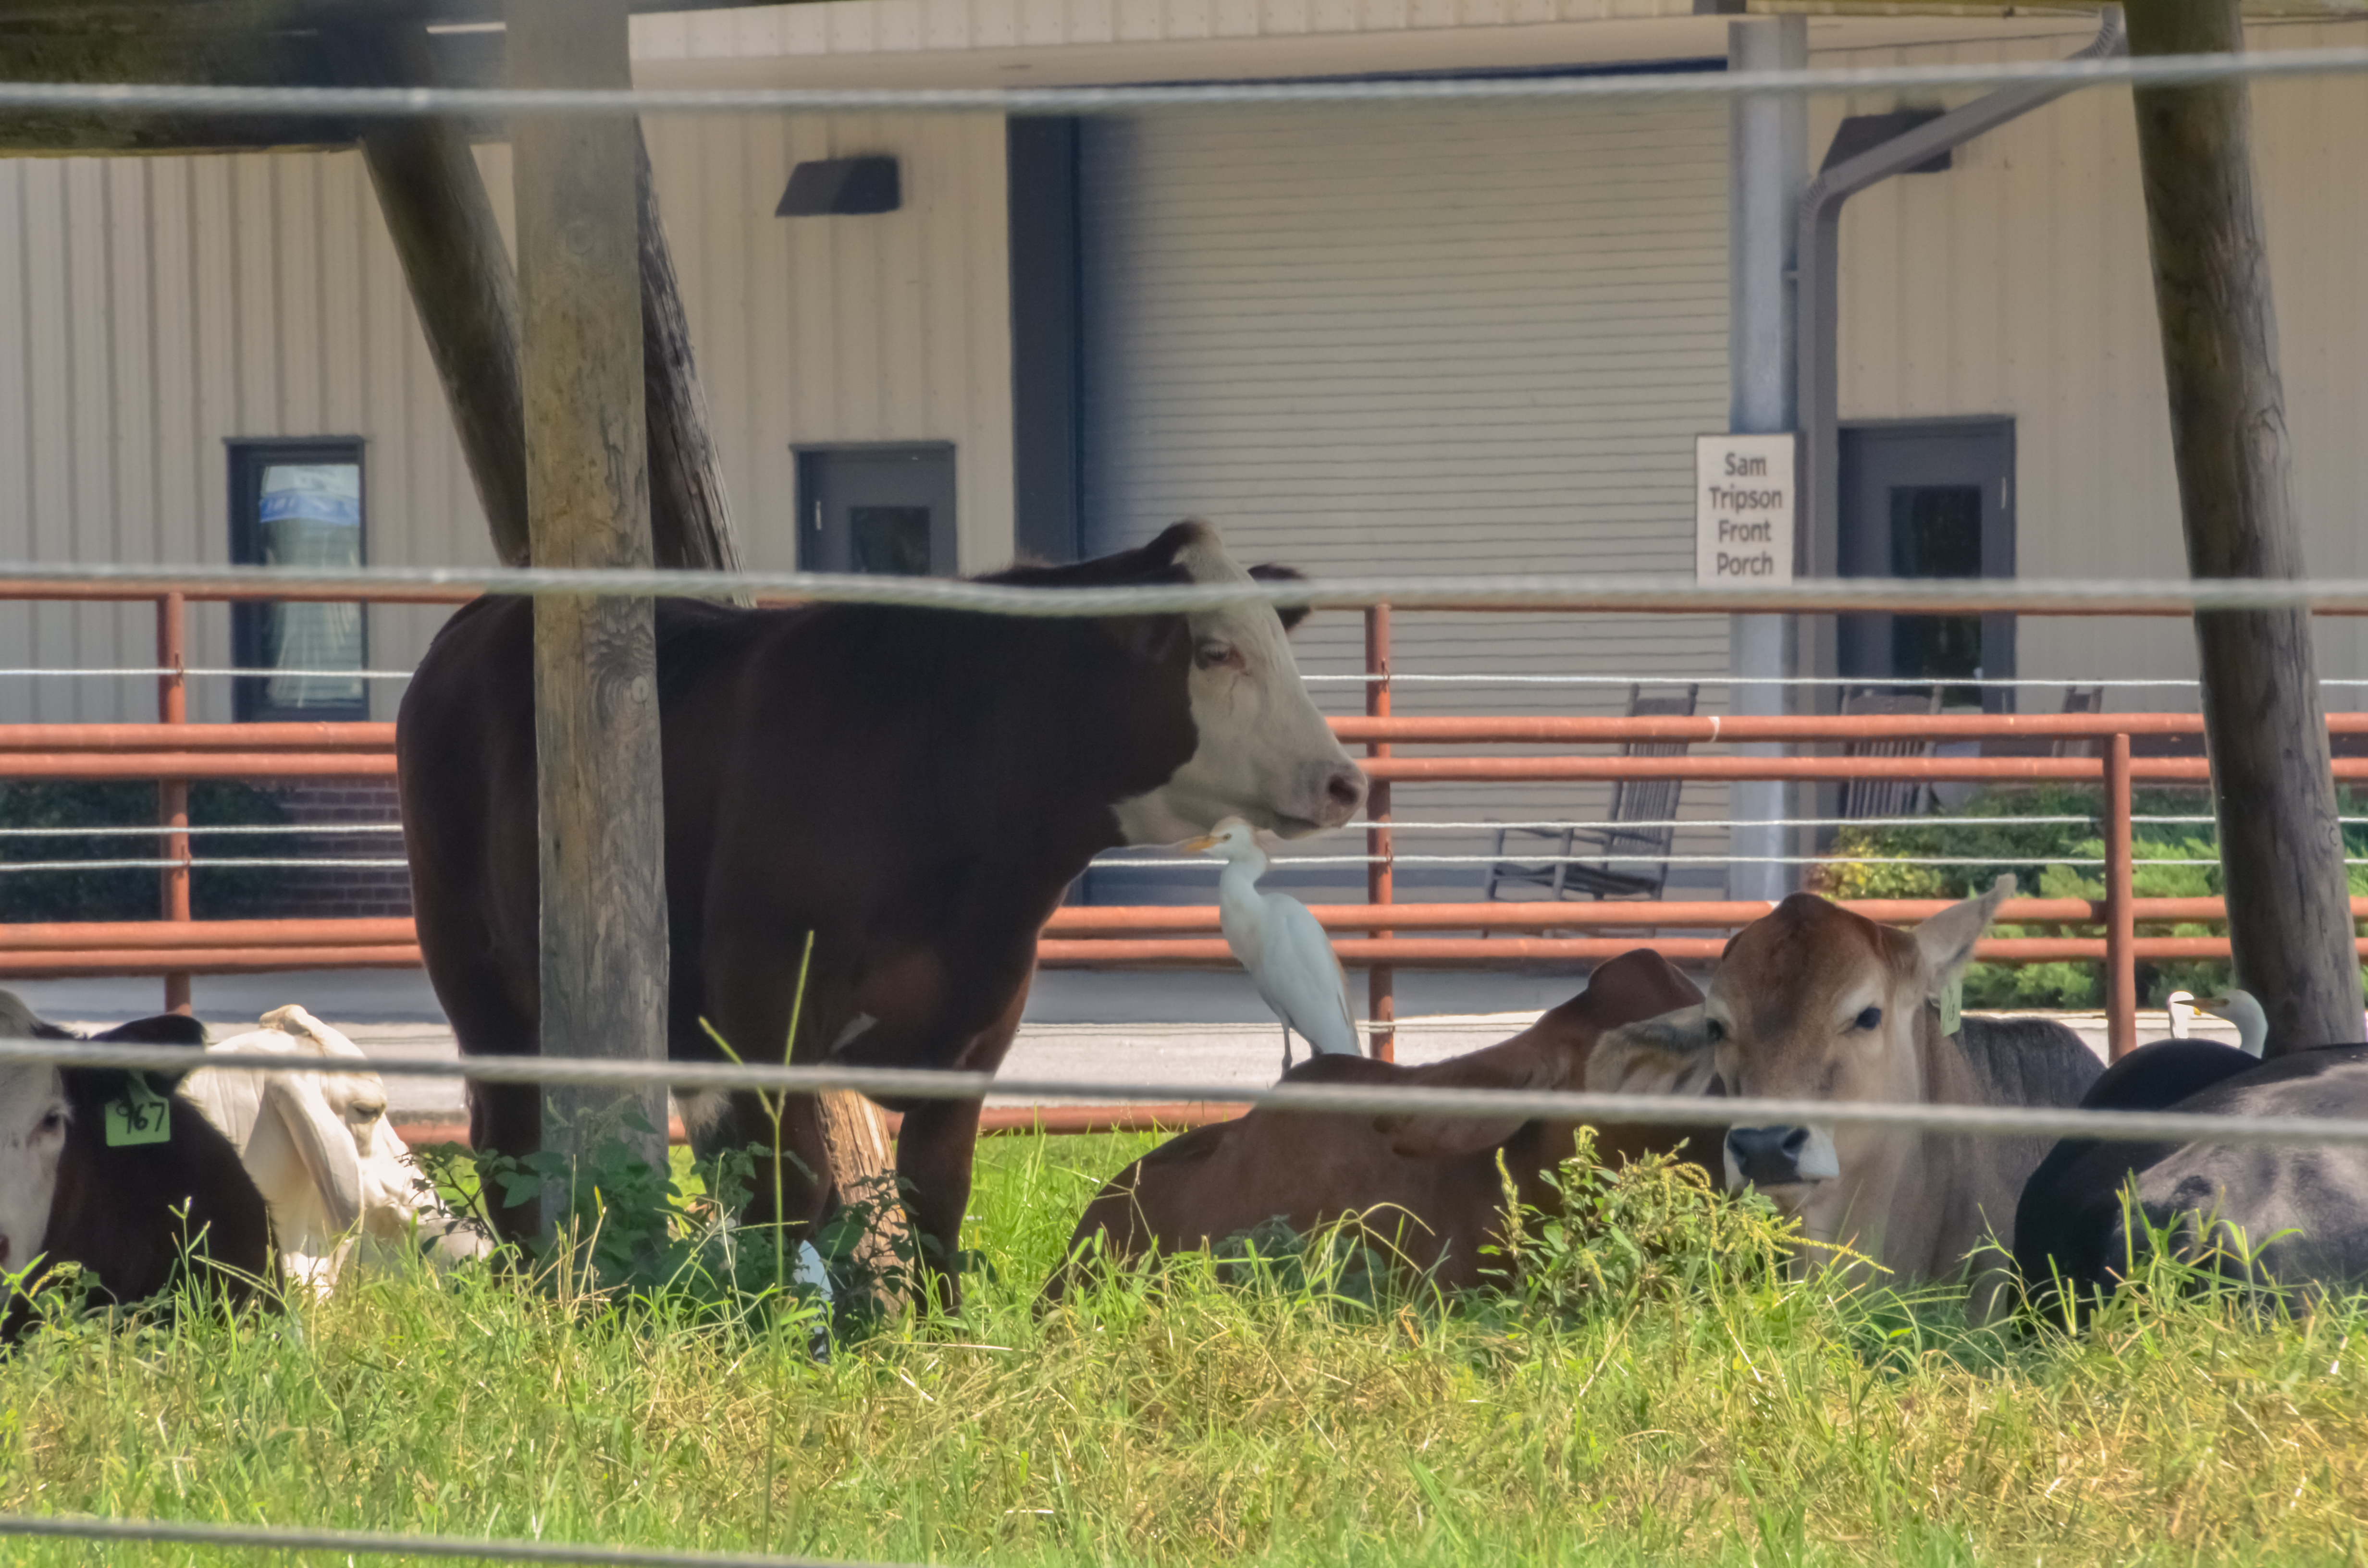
top-left (1321, 764), bottom-right (1367, 822)
top-left (1726, 1125), bottom-right (1814, 1187)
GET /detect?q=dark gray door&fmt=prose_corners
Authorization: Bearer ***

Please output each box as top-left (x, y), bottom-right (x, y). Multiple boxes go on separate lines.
top-left (796, 444), bottom-right (957, 575)
top-left (1837, 420), bottom-right (2015, 712)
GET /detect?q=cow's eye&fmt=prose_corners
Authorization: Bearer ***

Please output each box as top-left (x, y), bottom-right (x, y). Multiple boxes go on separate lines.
top-left (36, 1110), bottom-right (62, 1135)
top-left (1195, 639), bottom-right (1246, 672)
top-left (1704, 1018), bottom-right (1725, 1043)
top-left (1854, 1006), bottom-right (1883, 1031)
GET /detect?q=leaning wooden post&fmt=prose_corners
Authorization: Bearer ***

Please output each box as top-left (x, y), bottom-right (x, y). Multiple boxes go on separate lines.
top-left (510, 0), bottom-right (671, 1200)
top-left (2128, 0), bottom-right (2359, 1055)
top-left (342, 21), bottom-right (531, 567)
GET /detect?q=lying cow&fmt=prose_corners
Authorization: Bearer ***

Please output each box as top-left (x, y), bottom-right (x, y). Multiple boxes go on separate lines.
top-left (402, 519), bottom-right (1366, 1306)
top-left (1588, 880), bottom-right (2101, 1318)
top-left (0, 993), bottom-right (270, 1343)
top-left (1041, 950), bottom-right (1723, 1301)
top-left (181, 1005), bottom-right (493, 1294)
top-left (2016, 1038), bottom-right (2368, 1317)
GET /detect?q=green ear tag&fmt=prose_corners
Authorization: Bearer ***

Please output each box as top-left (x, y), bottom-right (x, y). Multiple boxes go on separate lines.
top-left (104, 1077), bottom-right (172, 1148)
top-left (1938, 977), bottom-right (1964, 1037)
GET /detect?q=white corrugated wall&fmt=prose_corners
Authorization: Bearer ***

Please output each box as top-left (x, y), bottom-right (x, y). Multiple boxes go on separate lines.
top-left (0, 113), bottom-right (1014, 723)
top-left (1819, 17), bottom-right (2368, 712)
top-left (1077, 98), bottom-right (1733, 895)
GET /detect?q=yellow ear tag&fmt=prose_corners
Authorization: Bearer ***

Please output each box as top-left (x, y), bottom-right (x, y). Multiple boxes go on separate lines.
top-left (1938, 978), bottom-right (1964, 1037)
top-left (104, 1077), bottom-right (172, 1148)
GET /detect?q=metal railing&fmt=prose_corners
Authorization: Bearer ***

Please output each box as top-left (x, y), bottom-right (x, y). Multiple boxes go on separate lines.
top-left (7, 588), bottom-right (2360, 1066)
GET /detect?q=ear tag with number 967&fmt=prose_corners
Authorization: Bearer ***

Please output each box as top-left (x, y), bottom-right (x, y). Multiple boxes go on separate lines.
top-left (105, 1077), bottom-right (172, 1147)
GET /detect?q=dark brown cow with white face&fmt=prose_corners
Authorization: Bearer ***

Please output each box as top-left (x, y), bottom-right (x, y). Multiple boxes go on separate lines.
top-left (0, 994), bottom-right (271, 1344)
top-left (1041, 950), bottom-right (1721, 1301)
top-left (1588, 880), bottom-right (2101, 1319)
top-left (398, 521), bottom-right (1365, 1303)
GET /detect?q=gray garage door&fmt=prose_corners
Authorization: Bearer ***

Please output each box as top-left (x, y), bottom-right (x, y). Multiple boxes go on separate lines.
top-left (1079, 98), bottom-right (1734, 897)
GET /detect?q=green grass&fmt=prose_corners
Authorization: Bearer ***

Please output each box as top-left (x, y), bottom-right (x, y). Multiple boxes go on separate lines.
top-left (5, 1129), bottom-right (2368, 1566)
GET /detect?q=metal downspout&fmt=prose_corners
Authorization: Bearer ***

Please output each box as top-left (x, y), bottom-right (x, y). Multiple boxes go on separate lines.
top-left (1794, 6), bottom-right (2127, 687)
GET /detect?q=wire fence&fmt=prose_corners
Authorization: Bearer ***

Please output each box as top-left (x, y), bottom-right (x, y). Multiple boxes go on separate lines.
top-left (9, 31), bottom-right (2368, 1565)
top-left (2, 1038), bottom-right (2360, 1152)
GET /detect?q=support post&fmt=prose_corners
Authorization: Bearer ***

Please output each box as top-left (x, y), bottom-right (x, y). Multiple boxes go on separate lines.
top-left (1365, 604), bottom-right (1394, 1061)
top-left (344, 22), bottom-right (531, 567)
top-left (510, 0), bottom-right (670, 1193)
top-left (155, 593), bottom-right (190, 1015)
top-left (1725, 14), bottom-right (1804, 902)
top-left (2128, 0), bottom-right (2360, 1056)
top-left (2104, 733), bottom-right (2136, 1060)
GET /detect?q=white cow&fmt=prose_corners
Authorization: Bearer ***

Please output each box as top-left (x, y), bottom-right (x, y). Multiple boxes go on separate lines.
top-left (180, 1005), bottom-right (491, 1293)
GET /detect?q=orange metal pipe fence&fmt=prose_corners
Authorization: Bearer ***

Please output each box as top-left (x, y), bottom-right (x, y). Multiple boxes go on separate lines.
top-left (12, 588), bottom-right (2361, 1063)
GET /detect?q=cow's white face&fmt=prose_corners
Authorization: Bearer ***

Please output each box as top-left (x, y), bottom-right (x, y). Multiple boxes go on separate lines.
top-left (0, 1066), bottom-right (69, 1277)
top-left (1112, 527), bottom-right (1366, 845)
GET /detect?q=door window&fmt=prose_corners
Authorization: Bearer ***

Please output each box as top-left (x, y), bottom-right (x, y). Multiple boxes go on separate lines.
top-left (229, 441), bottom-right (367, 722)
top-left (1837, 422), bottom-right (2014, 712)
top-left (797, 446), bottom-right (957, 576)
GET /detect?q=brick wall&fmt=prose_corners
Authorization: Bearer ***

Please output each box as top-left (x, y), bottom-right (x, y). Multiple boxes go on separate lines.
top-left (269, 782), bottom-right (412, 919)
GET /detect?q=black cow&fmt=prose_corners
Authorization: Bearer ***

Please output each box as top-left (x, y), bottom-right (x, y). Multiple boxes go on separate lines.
top-left (2016, 1039), bottom-right (2368, 1318)
top-left (398, 520), bottom-right (1365, 1303)
top-left (0, 994), bottom-right (272, 1343)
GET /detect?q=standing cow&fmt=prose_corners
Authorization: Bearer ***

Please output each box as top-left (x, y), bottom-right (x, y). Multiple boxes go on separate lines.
top-left (1587, 880), bottom-right (2101, 1319)
top-left (400, 520), bottom-right (1364, 1303)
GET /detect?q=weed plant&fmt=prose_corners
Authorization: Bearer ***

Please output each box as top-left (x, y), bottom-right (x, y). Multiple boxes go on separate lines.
top-left (3, 1129), bottom-right (2367, 1565)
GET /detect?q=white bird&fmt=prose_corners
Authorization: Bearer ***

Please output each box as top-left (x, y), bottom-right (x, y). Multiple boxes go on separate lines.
top-left (2195, 988), bottom-right (2268, 1058)
top-left (1184, 817), bottom-right (1363, 1072)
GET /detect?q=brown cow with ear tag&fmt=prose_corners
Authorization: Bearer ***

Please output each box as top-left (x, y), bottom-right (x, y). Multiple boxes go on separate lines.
top-left (1588, 878), bottom-right (2100, 1319)
top-left (1042, 949), bottom-right (1724, 1301)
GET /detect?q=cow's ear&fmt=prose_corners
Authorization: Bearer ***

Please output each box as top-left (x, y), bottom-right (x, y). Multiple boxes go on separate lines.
top-left (1584, 1004), bottom-right (1717, 1095)
top-left (1246, 564), bottom-right (1310, 633)
top-left (1913, 873), bottom-right (2015, 998)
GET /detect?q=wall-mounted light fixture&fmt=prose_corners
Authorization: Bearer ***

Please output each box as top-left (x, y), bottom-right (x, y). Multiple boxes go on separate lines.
top-left (776, 156), bottom-right (901, 217)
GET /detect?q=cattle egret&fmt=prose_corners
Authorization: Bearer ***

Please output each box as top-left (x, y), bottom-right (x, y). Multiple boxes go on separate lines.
top-left (2196, 989), bottom-right (2268, 1057)
top-left (1184, 817), bottom-right (1362, 1071)
top-left (2165, 990), bottom-right (2197, 1040)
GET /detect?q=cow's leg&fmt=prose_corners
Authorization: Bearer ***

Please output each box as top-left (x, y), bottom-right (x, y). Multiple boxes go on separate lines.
top-left (433, 973), bottom-right (544, 1247)
top-left (892, 1094), bottom-right (986, 1313)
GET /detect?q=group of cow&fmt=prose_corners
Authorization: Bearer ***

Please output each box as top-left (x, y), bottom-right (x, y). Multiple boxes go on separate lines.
top-left (0, 995), bottom-right (486, 1342)
top-left (9, 519), bottom-right (2364, 1341)
top-left (1055, 879), bottom-right (2368, 1318)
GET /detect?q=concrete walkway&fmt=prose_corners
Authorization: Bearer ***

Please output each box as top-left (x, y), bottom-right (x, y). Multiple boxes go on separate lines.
top-left (15, 967), bottom-right (2229, 1127)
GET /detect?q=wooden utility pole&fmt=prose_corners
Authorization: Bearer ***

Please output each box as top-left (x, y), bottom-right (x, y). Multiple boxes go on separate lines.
top-left (509, 0), bottom-right (672, 1183)
top-left (2129, 0), bottom-right (2361, 1055)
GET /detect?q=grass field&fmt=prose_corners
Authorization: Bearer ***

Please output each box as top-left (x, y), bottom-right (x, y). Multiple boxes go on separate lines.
top-left (5, 1127), bottom-right (2368, 1566)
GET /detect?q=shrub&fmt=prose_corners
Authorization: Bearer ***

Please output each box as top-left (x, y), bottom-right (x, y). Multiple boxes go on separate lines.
top-left (1814, 784), bottom-right (2368, 1010)
top-left (0, 781), bottom-right (291, 922)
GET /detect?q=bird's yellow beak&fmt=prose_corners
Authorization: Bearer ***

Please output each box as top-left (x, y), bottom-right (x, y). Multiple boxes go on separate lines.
top-left (1179, 832), bottom-right (1221, 853)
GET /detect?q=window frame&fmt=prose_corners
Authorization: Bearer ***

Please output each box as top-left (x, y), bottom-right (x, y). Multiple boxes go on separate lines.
top-left (227, 437), bottom-right (370, 723)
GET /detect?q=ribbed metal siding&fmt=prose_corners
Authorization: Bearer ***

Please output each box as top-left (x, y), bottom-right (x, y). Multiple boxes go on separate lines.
top-left (1079, 99), bottom-right (1733, 894)
top-left (0, 116), bottom-right (1014, 724)
top-left (1821, 18), bottom-right (2368, 712)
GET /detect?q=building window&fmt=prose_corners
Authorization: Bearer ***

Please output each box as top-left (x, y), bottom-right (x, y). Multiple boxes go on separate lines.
top-left (229, 440), bottom-right (368, 722)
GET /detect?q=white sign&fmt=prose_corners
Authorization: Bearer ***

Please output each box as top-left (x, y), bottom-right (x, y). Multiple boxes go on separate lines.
top-left (1696, 433), bottom-right (1796, 586)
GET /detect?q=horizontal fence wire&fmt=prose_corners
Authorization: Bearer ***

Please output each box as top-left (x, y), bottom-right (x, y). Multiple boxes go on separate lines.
top-left (0, 47), bottom-right (2360, 118)
top-left (0, 1513), bottom-right (901, 1568)
top-left (28, 563), bottom-right (2368, 615)
top-left (0, 668), bottom-right (415, 679)
top-left (0, 823), bottom-right (404, 836)
top-left (4, 1040), bottom-right (2363, 1150)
